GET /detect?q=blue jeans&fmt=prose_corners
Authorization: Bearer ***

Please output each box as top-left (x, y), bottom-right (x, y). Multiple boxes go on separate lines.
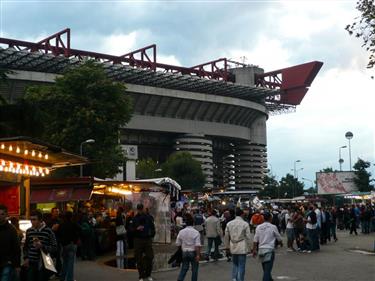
top-left (177, 251), bottom-right (199, 281)
top-left (231, 254), bottom-right (246, 281)
top-left (0, 265), bottom-right (16, 281)
top-left (261, 251), bottom-right (275, 281)
top-left (60, 244), bottom-right (77, 281)
top-left (206, 237), bottom-right (219, 259)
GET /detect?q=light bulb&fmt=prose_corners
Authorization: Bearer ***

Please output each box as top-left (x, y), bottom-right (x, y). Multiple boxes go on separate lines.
top-left (9, 145), bottom-right (13, 152)
top-left (1, 160), bottom-right (5, 166)
top-left (31, 150), bottom-right (35, 157)
top-left (24, 150), bottom-right (28, 155)
top-left (45, 168), bottom-right (50, 175)
top-left (38, 152), bottom-right (42, 158)
top-left (0, 144), bottom-right (4, 149)
top-left (16, 147), bottom-right (20, 153)
top-left (45, 154), bottom-right (48, 160)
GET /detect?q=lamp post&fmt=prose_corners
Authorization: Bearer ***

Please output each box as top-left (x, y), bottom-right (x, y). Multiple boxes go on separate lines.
top-left (339, 145), bottom-right (347, 171)
top-left (80, 139), bottom-right (95, 177)
top-left (293, 160), bottom-right (301, 178)
top-left (345, 131), bottom-right (353, 171)
top-left (302, 177), bottom-right (315, 194)
top-left (292, 160), bottom-right (301, 198)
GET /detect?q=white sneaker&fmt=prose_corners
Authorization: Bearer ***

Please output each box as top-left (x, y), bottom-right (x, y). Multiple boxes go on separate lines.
top-left (147, 277), bottom-right (154, 281)
top-left (139, 279), bottom-right (144, 281)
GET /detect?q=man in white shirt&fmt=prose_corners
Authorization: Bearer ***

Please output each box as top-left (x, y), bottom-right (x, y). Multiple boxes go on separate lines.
top-left (284, 208), bottom-right (295, 252)
top-left (252, 212), bottom-right (283, 281)
top-left (176, 213), bottom-right (201, 281)
top-left (203, 209), bottom-right (221, 261)
top-left (224, 208), bottom-right (252, 281)
top-left (306, 205), bottom-right (319, 251)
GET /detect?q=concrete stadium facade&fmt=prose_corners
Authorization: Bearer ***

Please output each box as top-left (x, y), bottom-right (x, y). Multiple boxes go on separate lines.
top-left (0, 31), bottom-right (322, 191)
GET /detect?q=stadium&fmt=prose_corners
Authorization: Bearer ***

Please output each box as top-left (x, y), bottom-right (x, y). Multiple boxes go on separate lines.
top-left (0, 28), bottom-right (323, 192)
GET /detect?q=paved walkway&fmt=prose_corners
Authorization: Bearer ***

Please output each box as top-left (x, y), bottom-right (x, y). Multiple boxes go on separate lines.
top-left (75, 230), bottom-right (375, 281)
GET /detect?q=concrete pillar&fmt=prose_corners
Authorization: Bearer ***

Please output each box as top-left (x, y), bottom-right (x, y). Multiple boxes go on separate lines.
top-left (223, 154), bottom-right (235, 190)
top-left (235, 142), bottom-right (267, 191)
top-left (174, 134), bottom-right (213, 189)
top-left (229, 66), bottom-right (264, 87)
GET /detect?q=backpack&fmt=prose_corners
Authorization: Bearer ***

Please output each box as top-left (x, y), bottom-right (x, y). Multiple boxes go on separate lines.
top-left (309, 211), bottom-right (317, 225)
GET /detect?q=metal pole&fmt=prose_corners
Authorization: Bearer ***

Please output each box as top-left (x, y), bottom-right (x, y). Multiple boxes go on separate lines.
top-left (348, 138), bottom-right (352, 171)
top-left (339, 147), bottom-right (342, 171)
top-left (80, 142), bottom-right (83, 177)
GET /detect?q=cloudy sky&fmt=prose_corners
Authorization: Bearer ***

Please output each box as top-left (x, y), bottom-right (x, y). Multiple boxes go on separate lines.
top-left (1, 0), bottom-right (374, 187)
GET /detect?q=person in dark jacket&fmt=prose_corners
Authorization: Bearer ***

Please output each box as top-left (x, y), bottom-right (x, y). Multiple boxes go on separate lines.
top-left (23, 209), bottom-right (57, 281)
top-left (132, 203), bottom-right (155, 281)
top-left (57, 211), bottom-right (81, 281)
top-left (115, 207), bottom-right (127, 257)
top-left (0, 204), bottom-right (21, 281)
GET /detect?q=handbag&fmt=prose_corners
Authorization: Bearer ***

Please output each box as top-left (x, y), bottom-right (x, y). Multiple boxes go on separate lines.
top-left (116, 224), bottom-right (126, 235)
top-left (41, 250), bottom-right (57, 273)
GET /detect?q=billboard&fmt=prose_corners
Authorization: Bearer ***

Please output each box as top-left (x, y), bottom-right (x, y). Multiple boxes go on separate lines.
top-left (316, 172), bottom-right (357, 194)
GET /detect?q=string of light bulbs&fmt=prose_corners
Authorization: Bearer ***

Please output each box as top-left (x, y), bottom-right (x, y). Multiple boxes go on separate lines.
top-left (0, 144), bottom-right (49, 160)
top-left (0, 158), bottom-right (50, 177)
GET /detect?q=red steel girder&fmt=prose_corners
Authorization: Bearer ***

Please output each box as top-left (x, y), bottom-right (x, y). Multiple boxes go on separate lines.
top-left (190, 58), bottom-right (228, 80)
top-left (36, 28), bottom-right (70, 57)
top-left (120, 44), bottom-right (157, 70)
top-left (256, 61), bottom-right (323, 105)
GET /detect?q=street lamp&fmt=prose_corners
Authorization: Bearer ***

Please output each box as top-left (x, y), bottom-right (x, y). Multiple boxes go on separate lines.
top-left (345, 131), bottom-right (353, 171)
top-left (339, 145), bottom-right (347, 171)
top-left (293, 160), bottom-right (301, 178)
top-left (80, 139), bottom-right (95, 177)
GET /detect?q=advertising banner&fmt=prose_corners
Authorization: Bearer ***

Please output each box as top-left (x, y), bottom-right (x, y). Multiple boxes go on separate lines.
top-left (316, 172), bottom-right (357, 194)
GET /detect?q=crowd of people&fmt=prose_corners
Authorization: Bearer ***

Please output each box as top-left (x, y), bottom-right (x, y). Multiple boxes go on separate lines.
top-left (171, 201), bottom-right (375, 281)
top-left (1, 200), bottom-right (374, 281)
top-left (0, 203), bottom-right (156, 281)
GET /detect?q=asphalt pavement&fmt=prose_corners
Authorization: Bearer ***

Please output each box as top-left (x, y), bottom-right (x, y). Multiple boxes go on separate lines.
top-left (75, 230), bottom-right (375, 281)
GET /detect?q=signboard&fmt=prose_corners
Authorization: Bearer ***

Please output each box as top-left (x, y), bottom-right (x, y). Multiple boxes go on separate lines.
top-left (316, 172), bottom-right (357, 194)
top-left (0, 185), bottom-right (20, 215)
top-left (122, 145), bottom-right (138, 160)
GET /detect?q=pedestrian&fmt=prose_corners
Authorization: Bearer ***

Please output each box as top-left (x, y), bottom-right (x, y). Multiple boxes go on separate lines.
top-left (46, 207), bottom-right (62, 276)
top-left (349, 206), bottom-right (358, 235)
top-left (224, 208), bottom-right (251, 281)
top-left (176, 213), bottom-right (201, 281)
top-left (252, 212), bottom-right (283, 281)
top-left (305, 206), bottom-right (318, 252)
top-left (57, 211), bottom-right (81, 281)
top-left (0, 204), bottom-right (21, 281)
top-left (115, 207), bottom-right (127, 257)
top-left (23, 209), bottom-right (58, 281)
top-left (203, 209), bottom-right (221, 261)
top-left (79, 212), bottom-right (96, 260)
top-left (193, 209), bottom-right (205, 247)
top-left (284, 208), bottom-right (295, 252)
top-left (132, 203), bottom-right (156, 281)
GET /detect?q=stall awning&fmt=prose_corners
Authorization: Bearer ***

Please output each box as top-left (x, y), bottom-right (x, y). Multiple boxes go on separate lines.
top-left (30, 187), bottom-right (92, 204)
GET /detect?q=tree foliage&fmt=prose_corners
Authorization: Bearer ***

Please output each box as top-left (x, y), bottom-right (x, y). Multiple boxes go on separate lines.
top-left (136, 158), bottom-right (160, 179)
top-left (320, 167), bottom-right (335, 173)
top-left (353, 158), bottom-right (374, 191)
top-left (278, 174), bottom-right (305, 198)
top-left (161, 152), bottom-right (205, 191)
top-left (19, 61), bottom-right (133, 178)
top-left (258, 174), bottom-right (279, 199)
top-left (346, 0), bottom-right (375, 69)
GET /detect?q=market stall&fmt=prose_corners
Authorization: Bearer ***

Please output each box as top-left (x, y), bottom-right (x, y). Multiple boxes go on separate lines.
top-left (0, 136), bottom-right (88, 217)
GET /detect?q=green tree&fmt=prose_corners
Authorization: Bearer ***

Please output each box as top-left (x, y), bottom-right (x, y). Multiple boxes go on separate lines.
top-left (320, 167), bottom-right (335, 173)
top-left (346, 0), bottom-right (375, 69)
top-left (258, 174), bottom-right (279, 199)
top-left (136, 158), bottom-right (159, 179)
top-left (279, 173), bottom-right (304, 198)
top-left (19, 61), bottom-right (133, 178)
top-left (353, 158), bottom-right (374, 192)
top-left (161, 152), bottom-right (205, 191)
